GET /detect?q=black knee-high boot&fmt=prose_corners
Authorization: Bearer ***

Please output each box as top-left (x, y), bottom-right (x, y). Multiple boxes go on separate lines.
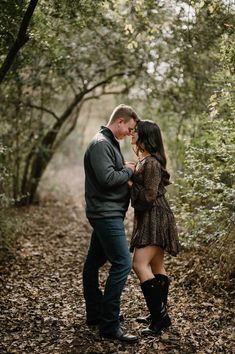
top-left (155, 274), bottom-right (170, 307)
top-left (140, 278), bottom-right (171, 336)
top-left (136, 274), bottom-right (170, 324)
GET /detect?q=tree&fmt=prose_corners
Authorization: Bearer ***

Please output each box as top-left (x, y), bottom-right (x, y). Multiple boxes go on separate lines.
top-left (1, 0), bottom-right (233, 206)
top-left (138, 0), bottom-right (235, 168)
top-left (0, 0), bottom-right (171, 204)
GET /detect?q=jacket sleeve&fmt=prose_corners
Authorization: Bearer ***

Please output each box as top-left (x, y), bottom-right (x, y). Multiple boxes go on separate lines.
top-left (131, 159), bottom-right (161, 210)
top-left (89, 141), bottom-right (133, 188)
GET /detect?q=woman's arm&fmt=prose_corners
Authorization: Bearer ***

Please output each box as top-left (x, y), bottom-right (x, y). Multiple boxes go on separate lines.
top-left (131, 159), bottom-right (161, 210)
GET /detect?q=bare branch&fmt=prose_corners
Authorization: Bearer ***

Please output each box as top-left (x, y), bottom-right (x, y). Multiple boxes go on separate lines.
top-left (53, 104), bottom-right (83, 150)
top-left (93, 61), bottom-right (123, 76)
top-left (23, 102), bottom-right (60, 121)
top-left (74, 67), bottom-right (87, 90)
top-left (86, 70), bottom-right (135, 93)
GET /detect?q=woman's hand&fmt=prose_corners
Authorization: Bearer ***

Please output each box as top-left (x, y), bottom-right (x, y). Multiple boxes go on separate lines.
top-left (125, 161), bottom-right (136, 172)
top-left (128, 180), bottom-right (133, 188)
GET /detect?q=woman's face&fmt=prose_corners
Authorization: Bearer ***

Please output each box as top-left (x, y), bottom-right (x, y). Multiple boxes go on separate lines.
top-left (131, 128), bottom-right (138, 145)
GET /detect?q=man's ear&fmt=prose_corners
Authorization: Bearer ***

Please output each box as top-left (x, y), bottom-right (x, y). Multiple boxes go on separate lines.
top-left (118, 117), bottom-right (124, 124)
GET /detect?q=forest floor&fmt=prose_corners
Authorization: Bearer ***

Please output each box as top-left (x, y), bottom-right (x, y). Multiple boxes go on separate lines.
top-left (0, 165), bottom-right (234, 354)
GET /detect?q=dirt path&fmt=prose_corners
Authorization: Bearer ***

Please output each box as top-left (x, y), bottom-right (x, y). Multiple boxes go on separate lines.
top-left (0, 165), bottom-right (233, 354)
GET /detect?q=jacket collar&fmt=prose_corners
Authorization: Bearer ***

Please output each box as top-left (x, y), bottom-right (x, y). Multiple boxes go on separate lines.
top-left (100, 126), bottom-right (125, 163)
top-left (100, 126), bottom-right (120, 149)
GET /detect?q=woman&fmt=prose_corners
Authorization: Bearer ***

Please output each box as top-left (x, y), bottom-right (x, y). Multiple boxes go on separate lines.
top-left (130, 120), bottom-right (180, 336)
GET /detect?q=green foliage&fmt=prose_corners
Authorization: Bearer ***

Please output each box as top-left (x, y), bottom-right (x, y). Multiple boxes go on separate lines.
top-left (175, 31), bottom-right (235, 247)
top-left (0, 0), bottom-right (234, 213)
top-left (0, 1), bottom-right (28, 57)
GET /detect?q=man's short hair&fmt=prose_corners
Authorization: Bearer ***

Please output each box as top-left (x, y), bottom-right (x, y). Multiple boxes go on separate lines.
top-left (109, 104), bottom-right (139, 124)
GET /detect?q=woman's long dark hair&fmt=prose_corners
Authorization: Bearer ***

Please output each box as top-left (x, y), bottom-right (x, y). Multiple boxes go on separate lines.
top-left (135, 120), bottom-right (171, 186)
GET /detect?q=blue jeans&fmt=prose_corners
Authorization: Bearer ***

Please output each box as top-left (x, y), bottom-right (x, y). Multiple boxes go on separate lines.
top-left (82, 217), bottom-right (132, 334)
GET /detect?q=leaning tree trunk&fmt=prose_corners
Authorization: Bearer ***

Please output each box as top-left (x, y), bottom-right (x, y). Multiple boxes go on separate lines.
top-left (19, 92), bottom-right (86, 205)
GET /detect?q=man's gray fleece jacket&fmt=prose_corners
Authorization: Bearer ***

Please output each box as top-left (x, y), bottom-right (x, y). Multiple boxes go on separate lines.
top-left (84, 126), bottom-right (133, 219)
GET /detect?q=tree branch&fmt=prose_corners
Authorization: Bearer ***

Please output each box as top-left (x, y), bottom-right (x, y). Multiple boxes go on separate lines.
top-left (53, 104), bottom-right (83, 150)
top-left (86, 70), bottom-right (135, 93)
top-left (57, 70), bottom-right (135, 127)
top-left (22, 69), bottom-right (137, 203)
top-left (0, 0), bottom-right (39, 84)
top-left (23, 102), bottom-right (60, 121)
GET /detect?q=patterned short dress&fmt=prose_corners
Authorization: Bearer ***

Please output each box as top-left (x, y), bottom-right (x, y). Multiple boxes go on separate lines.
top-left (130, 156), bottom-right (180, 256)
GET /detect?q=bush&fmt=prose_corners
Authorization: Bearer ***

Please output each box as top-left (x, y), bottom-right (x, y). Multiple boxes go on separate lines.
top-left (176, 31), bottom-right (235, 248)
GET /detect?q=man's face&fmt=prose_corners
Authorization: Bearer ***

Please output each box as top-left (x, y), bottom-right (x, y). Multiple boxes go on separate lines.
top-left (116, 118), bottom-right (137, 140)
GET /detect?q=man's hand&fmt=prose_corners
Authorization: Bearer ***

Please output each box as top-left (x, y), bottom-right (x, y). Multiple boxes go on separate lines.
top-left (125, 162), bottom-right (136, 172)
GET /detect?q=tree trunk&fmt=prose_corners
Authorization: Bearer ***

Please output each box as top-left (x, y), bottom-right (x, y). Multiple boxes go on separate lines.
top-left (19, 92), bottom-right (86, 205)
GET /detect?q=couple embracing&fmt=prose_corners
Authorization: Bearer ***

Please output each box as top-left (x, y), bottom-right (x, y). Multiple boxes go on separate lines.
top-left (82, 104), bottom-right (180, 343)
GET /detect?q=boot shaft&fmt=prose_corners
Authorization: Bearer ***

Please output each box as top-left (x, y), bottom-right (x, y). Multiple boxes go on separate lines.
top-left (154, 274), bottom-right (170, 306)
top-left (140, 276), bottom-right (171, 336)
top-left (140, 278), bottom-right (167, 320)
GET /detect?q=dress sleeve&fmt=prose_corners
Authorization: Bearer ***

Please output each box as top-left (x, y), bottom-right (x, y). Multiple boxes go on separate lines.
top-left (131, 159), bottom-right (161, 210)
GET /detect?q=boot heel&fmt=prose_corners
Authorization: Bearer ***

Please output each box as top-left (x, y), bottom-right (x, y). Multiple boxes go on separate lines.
top-left (141, 314), bottom-right (171, 336)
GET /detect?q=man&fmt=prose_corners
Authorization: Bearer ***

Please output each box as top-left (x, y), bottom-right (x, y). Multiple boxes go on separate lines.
top-left (83, 104), bottom-right (139, 343)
